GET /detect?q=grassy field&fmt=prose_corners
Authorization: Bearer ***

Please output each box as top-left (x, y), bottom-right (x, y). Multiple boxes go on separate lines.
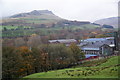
top-left (1, 26), bottom-right (31, 30)
top-left (18, 14), bottom-right (62, 24)
top-left (22, 18), bottom-right (59, 24)
top-left (24, 56), bottom-right (119, 78)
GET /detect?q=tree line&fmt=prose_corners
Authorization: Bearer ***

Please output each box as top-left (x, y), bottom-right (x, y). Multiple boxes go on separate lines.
top-left (2, 43), bottom-right (85, 79)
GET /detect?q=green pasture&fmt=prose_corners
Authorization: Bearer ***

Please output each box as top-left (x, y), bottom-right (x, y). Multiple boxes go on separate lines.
top-left (24, 56), bottom-right (119, 78)
top-left (19, 14), bottom-right (61, 24)
top-left (1, 25), bottom-right (31, 30)
top-left (24, 19), bottom-right (58, 24)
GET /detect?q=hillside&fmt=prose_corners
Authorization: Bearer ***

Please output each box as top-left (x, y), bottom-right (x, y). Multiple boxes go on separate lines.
top-left (2, 10), bottom-right (94, 29)
top-left (2, 10), bottom-right (63, 26)
top-left (1, 10), bottom-right (117, 38)
top-left (1, 24), bottom-right (100, 38)
top-left (10, 10), bottom-right (55, 18)
top-left (9, 10), bottom-right (62, 21)
top-left (24, 56), bottom-right (119, 78)
top-left (94, 17), bottom-right (119, 28)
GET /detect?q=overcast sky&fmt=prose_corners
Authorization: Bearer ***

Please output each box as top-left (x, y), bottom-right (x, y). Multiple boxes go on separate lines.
top-left (0, 0), bottom-right (119, 22)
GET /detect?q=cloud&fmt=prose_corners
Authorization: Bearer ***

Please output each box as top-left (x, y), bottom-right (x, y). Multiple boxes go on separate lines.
top-left (1, 0), bottom-right (119, 22)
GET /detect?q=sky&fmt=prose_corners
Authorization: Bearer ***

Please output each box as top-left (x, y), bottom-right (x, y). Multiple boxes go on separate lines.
top-left (0, 0), bottom-right (119, 22)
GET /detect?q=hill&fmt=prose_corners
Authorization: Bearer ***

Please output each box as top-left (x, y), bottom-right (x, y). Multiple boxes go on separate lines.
top-left (10, 10), bottom-right (55, 18)
top-left (2, 10), bottom-right (93, 28)
top-left (94, 17), bottom-right (119, 28)
top-left (1, 10), bottom-right (99, 30)
top-left (2, 10), bottom-right (63, 27)
top-left (24, 56), bottom-right (119, 78)
top-left (9, 10), bottom-right (62, 20)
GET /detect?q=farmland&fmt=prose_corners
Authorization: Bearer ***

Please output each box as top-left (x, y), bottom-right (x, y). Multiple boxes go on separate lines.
top-left (20, 17), bottom-right (61, 24)
top-left (1, 24), bottom-right (100, 37)
top-left (1, 25), bottom-right (31, 30)
top-left (24, 55), bottom-right (119, 78)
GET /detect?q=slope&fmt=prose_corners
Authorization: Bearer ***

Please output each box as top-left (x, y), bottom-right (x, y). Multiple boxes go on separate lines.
top-left (24, 56), bottom-right (119, 78)
top-left (2, 10), bottom-right (63, 26)
top-left (94, 17), bottom-right (119, 28)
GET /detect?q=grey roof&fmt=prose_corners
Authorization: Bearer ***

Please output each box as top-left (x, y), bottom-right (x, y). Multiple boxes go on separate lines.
top-left (80, 37), bottom-right (115, 51)
top-left (49, 39), bottom-right (77, 43)
top-left (81, 48), bottom-right (100, 50)
top-left (82, 37), bottom-right (114, 42)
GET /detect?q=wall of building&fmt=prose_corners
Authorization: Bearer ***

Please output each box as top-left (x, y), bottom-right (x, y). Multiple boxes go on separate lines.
top-left (82, 50), bottom-right (100, 55)
top-left (100, 45), bottom-right (113, 56)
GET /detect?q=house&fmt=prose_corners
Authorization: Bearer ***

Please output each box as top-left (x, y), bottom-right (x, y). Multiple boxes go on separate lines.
top-left (100, 44), bottom-right (113, 56)
top-left (79, 37), bottom-right (115, 56)
top-left (48, 39), bottom-right (77, 46)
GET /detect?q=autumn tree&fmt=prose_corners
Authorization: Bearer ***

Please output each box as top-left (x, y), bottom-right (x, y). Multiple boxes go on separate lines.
top-left (95, 34), bottom-right (108, 38)
top-left (17, 46), bottom-right (34, 75)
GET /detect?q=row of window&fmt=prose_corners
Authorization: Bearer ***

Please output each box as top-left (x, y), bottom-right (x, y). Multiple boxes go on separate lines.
top-left (82, 50), bottom-right (100, 54)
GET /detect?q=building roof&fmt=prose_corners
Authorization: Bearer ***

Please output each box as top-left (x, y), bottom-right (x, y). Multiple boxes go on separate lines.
top-left (84, 38), bottom-right (106, 42)
top-left (80, 37), bottom-right (115, 51)
top-left (49, 39), bottom-right (77, 44)
top-left (82, 37), bottom-right (114, 42)
top-left (81, 48), bottom-right (100, 50)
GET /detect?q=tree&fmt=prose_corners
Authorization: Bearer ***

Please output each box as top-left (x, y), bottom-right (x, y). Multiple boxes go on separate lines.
top-left (48, 44), bottom-right (74, 69)
top-left (17, 46), bottom-right (34, 75)
top-left (31, 47), bottom-right (49, 73)
top-left (102, 24), bottom-right (113, 29)
top-left (31, 48), bottom-right (41, 73)
top-left (95, 34), bottom-right (108, 38)
top-left (51, 23), bottom-right (55, 27)
top-left (18, 25), bottom-right (24, 30)
top-left (69, 43), bottom-right (85, 63)
top-left (3, 27), bottom-right (7, 31)
top-left (38, 44), bottom-right (75, 70)
top-left (40, 24), bottom-right (46, 28)
top-left (27, 34), bottom-right (42, 47)
top-left (2, 46), bottom-right (22, 78)
top-left (14, 38), bottom-right (26, 47)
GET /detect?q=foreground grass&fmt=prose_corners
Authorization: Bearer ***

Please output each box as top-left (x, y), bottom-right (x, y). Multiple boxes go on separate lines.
top-left (24, 55), bottom-right (119, 78)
